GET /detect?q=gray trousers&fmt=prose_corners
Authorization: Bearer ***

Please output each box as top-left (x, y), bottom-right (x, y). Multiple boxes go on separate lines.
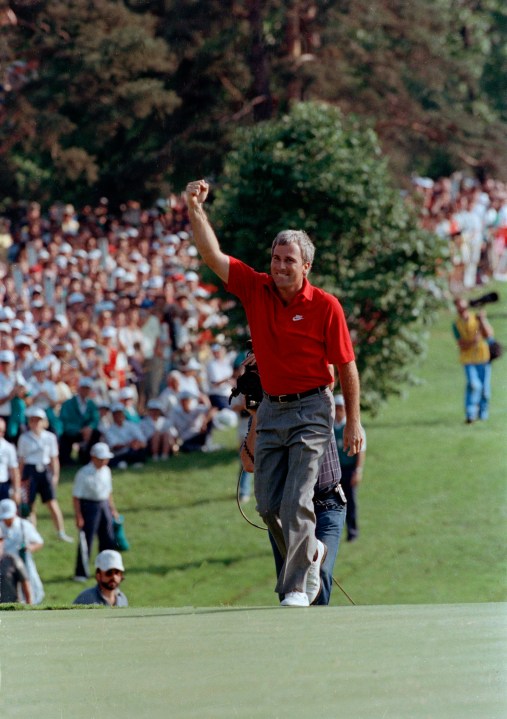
top-left (254, 388), bottom-right (334, 594)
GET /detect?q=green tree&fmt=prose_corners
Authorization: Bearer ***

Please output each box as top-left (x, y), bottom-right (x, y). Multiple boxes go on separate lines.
top-left (210, 102), bottom-right (447, 412)
top-left (0, 0), bottom-right (179, 204)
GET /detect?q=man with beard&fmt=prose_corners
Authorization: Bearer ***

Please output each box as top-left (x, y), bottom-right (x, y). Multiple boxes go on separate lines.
top-left (73, 549), bottom-right (128, 607)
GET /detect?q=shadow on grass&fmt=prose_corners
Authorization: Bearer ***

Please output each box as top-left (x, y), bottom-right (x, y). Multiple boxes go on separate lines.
top-left (106, 606), bottom-right (279, 619)
top-left (122, 493), bottom-right (240, 515)
top-left (43, 550), bottom-right (271, 585)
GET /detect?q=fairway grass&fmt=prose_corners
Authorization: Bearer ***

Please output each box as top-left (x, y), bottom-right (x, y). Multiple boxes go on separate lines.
top-left (2, 286), bottom-right (506, 609)
top-left (1, 603), bottom-right (506, 719)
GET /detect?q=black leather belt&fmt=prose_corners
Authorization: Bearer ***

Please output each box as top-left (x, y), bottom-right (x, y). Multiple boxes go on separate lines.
top-left (263, 385), bottom-right (328, 403)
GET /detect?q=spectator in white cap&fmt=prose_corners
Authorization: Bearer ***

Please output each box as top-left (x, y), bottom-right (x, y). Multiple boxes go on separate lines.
top-left (26, 359), bottom-right (59, 433)
top-left (118, 385), bottom-right (141, 423)
top-left (103, 403), bottom-right (147, 469)
top-left (0, 349), bottom-right (28, 443)
top-left (0, 522), bottom-right (33, 605)
top-left (72, 549), bottom-right (128, 607)
top-left (58, 376), bottom-right (101, 466)
top-left (72, 442), bottom-right (120, 582)
top-left (0, 497), bottom-right (45, 604)
top-left (17, 406), bottom-right (74, 542)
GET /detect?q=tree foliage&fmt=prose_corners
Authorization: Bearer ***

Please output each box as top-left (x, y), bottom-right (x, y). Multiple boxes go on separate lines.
top-left (1, 0), bottom-right (507, 202)
top-left (0, 0), bottom-right (179, 204)
top-left (210, 103), bottom-right (447, 412)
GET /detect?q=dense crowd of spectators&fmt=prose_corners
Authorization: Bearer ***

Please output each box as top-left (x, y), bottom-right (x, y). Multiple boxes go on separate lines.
top-left (410, 172), bottom-right (507, 293)
top-left (0, 195), bottom-right (245, 462)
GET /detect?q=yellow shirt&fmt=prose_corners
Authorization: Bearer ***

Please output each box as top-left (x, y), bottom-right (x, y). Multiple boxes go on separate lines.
top-left (455, 314), bottom-right (490, 365)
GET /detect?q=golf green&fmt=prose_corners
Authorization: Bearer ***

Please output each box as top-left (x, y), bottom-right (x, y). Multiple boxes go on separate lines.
top-left (1, 603), bottom-right (505, 718)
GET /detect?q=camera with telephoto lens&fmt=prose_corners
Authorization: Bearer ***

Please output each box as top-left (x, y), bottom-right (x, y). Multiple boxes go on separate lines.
top-left (229, 342), bottom-right (264, 411)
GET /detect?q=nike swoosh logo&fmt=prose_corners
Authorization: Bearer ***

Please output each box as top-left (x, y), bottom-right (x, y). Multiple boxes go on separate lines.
top-left (292, 315), bottom-right (304, 322)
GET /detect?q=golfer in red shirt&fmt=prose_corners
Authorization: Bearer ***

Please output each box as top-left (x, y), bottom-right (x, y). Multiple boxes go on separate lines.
top-left (186, 179), bottom-right (363, 606)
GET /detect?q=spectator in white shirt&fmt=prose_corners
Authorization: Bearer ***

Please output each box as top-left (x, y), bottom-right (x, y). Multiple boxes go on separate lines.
top-left (0, 418), bottom-right (21, 504)
top-left (206, 343), bottom-right (234, 409)
top-left (72, 442), bottom-right (119, 581)
top-left (172, 391), bottom-right (218, 453)
top-left (103, 403), bottom-right (147, 469)
top-left (17, 407), bottom-right (73, 542)
top-left (139, 399), bottom-right (179, 461)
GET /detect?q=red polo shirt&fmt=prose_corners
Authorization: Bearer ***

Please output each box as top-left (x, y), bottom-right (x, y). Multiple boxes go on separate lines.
top-left (225, 257), bottom-right (355, 395)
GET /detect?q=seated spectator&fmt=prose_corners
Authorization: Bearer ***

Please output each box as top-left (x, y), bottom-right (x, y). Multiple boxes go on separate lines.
top-left (0, 349), bottom-right (28, 443)
top-left (72, 442), bottom-right (119, 581)
top-left (0, 498), bottom-right (44, 605)
top-left (206, 343), bottom-right (235, 409)
top-left (0, 524), bottom-right (32, 604)
top-left (58, 376), bottom-right (101, 466)
top-left (171, 391), bottom-right (218, 453)
top-left (157, 370), bottom-right (182, 417)
top-left (117, 385), bottom-right (141, 423)
top-left (103, 403), bottom-right (147, 469)
top-left (26, 359), bottom-right (60, 433)
top-left (73, 549), bottom-right (128, 607)
top-left (17, 407), bottom-right (73, 542)
top-left (139, 399), bottom-right (179, 461)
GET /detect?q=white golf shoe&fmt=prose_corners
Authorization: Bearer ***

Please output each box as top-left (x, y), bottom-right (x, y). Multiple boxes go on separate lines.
top-left (306, 539), bottom-right (327, 605)
top-left (280, 591), bottom-right (310, 607)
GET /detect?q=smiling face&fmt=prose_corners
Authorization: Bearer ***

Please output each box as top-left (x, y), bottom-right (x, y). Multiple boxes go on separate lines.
top-left (270, 243), bottom-right (310, 299)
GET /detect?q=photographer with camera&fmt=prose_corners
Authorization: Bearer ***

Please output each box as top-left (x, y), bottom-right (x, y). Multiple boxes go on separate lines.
top-left (187, 179), bottom-right (362, 607)
top-left (452, 296), bottom-right (497, 423)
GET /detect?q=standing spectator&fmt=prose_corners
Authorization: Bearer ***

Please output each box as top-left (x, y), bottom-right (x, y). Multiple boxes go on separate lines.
top-left (452, 298), bottom-right (494, 423)
top-left (0, 498), bottom-right (44, 604)
top-left (17, 407), bottom-right (73, 542)
top-left (72, 442), bottom-right (119, 581)
top-left (0, 523), bottom-right (33, 604)
top-left (333, 394), bottom-right (366, 542)
top-left (0, 418), bottom-right (21, 504)
top-left (58, 376), bottom-right (101, 465)
top-left (206, 343), bottom-right (235, 409)
top-left (103, 403), bottom-right (147, 469)
top-left (73, 549), bottom-right (128, 607)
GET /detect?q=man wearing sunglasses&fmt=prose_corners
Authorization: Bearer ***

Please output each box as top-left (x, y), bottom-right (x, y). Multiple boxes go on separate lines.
top-left (73, 549), bottom-right (128, 607)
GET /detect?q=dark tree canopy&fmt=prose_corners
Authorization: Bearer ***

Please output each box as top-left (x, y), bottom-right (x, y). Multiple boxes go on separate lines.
top-left (0, 0), bottom-right (506, 202)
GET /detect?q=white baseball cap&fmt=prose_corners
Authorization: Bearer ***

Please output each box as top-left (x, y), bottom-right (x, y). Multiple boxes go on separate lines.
top-left (90, 442), bottom-right (114, 460)
top-left (26, 407), bottom-right (47, 420)
top-left (0, 498), bottom-right (17, 520)
top-left (95, 549), bottom-right (124, 572)
top-left (334, 394), bottom-right (345, 407)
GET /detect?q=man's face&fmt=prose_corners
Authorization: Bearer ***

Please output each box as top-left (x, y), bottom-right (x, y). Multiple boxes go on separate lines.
top-left (270, 243), bottom-right (310, 294)
top-left (97, 567), bottom-right (124, 591)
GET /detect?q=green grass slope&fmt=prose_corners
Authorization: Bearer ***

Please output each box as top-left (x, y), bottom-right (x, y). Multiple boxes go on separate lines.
top-left (7, 287), bottom-right (506, 609)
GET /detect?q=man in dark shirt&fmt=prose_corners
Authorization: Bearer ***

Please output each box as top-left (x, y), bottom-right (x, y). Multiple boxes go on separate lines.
top-left (73, 549), bottom-right (128, 607)
top-left (0, 525), bottom-right (32, 604)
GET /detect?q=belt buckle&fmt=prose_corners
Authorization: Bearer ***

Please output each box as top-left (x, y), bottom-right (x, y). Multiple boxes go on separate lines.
top-left (278, 394), bottom-right (289, 403)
